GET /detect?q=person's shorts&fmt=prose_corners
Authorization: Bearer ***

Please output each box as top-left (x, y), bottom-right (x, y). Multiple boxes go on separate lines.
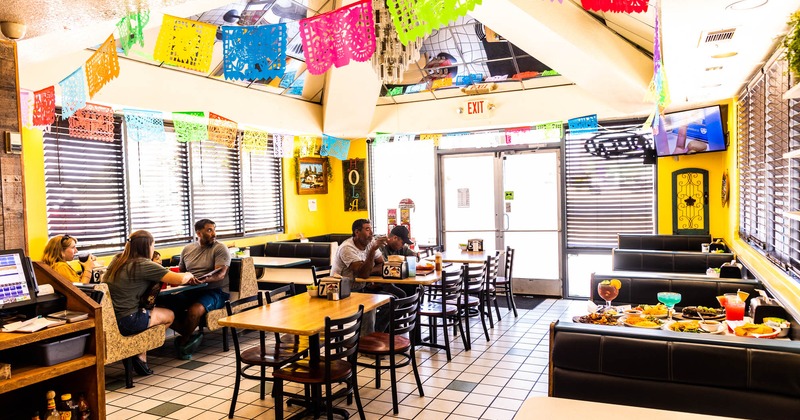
top-left (117, 308), bottom-right (151, 336)
top-left (160, 288), bottom-right (230, 314)
top-left (196, 288), bottom-right (230, 312)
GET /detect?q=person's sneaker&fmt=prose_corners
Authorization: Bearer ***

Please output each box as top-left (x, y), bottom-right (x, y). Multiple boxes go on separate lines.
top-left (181, 333), bottom-right (203, 359)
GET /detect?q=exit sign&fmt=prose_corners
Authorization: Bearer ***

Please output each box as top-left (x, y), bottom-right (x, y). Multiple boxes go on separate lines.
top-left (462, 99), bottom-right (492, 119)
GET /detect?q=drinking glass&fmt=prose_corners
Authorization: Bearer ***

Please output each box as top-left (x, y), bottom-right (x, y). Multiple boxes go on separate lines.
top-left (597, 282), bottom-right (619, 309)
top-left (657, 292), bottom-right (682, 321)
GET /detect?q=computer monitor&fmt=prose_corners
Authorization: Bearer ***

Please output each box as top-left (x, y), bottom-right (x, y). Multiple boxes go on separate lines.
top-left (0, 249), bottom-right (38, 310)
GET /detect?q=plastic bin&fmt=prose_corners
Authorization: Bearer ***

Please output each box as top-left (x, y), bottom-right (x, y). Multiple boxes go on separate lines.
top-left (34, 332), bottom-right (89, 366)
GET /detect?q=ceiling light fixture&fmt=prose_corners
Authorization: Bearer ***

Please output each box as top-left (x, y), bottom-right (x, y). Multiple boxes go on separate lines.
top-left (711, 51), bottom-right (738, 59)
top-left (371, 0), bottom-right (422, 85)
top-left (726, 0), bottom-right (768, 11)
top-left (0, 21), bottom-right (27, 40)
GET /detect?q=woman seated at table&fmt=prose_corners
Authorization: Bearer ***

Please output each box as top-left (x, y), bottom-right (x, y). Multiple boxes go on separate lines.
top-left (103, 230), bottom-right (194, 375)
top-left (42, 234), bottom-right (96, 283)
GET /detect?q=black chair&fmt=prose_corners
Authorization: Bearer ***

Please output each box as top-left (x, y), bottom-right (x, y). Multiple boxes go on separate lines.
top-left (358, 293), bottom-right (424, 414)
top-left (493, 246), bottom-right (517, 317)
top-left (484, 251), bottom-right (503, 321)
top-left (273, 306), bottom-right (366, 420)
top-left (226, 291), bottom-right (307, 419)
top-left (459, 262), bottom-right (491, 342)
top-left (418, 266), bottom-right (467, 360)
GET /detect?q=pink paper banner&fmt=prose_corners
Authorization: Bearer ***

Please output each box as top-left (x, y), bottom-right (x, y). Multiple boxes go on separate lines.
top-left (581, 0), bottom-right (648, 13)
top-left (19, 89), bottom-right (33, 128)
top-left (69, 103), bottom-right (115, 142)
top-left (299, 0), bottom-right (375, 75)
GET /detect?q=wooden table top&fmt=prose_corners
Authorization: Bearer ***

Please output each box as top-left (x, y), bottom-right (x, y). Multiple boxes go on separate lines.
top-left (515, 397), bottom-right (736, 419)
top-left (249, 256), bottom-right (311, 268)
top-left (353, 271), bottom-right (442, 286)
top-left (218, 292), bottom-right (389, 336)
top-left (425, 250), bottom-right (500, 264)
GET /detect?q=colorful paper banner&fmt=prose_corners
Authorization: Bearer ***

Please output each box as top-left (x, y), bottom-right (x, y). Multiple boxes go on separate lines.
top-left (431, 78), bottom-right (453, 90)
top-left (321, 135), bottom-right (351, 160)
top-left (281, 134), bottom-right (295, 157)
top-left (124, 108), bottom-right (165, 142)
top-left (69, 103), bottom-right (115, 142)
top-left (373, 133), bottom-right (392, 144)
top-left (242, 128), bottom-right (270, 154)
top-left (117, 10), bottom-right (150, 55)
top-left (393, 134), bottom-right (415, 142)
top-left (19, 89), bottom-right (33, 128)
top-left (568, 114), bottom-right (598, 134)
top-left (299, 135), bottom-right (318, 157)
top-left (387, 0), bottom-right (483, 45)
top-left (59, 67), bottom-right (87, 119)
top-left (222, 24), bottom-right (287, 81)
top-left (86, 34), bottom-right (120, 98)
top-left (153, 15), bottom-right (216, 73)
top-left (173, 111), bottom-right (207, 142)
top-left (207, 113), bottom-right (238, 148)
top-left (33, 86), bottom-right (56, 127)
top-left (533, 121), bottom-right (564, 142)
top-left (298, 0), bottom-right (376, 75)
top-left (420, 133), bottom-right (441, 146)
top-left (580, 0), bottom-right (648, 13)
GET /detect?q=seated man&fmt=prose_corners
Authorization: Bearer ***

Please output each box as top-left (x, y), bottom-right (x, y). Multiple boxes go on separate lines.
top-left (161, 218), bottom-right (231, 359)
top-left (332, 218), bottom-right (393, 333)
top-left (380, 225), bottom-right (418, 297)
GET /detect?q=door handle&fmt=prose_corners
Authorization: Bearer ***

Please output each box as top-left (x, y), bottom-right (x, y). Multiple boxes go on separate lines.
top-left (504, 213), bottom-right (510, 231)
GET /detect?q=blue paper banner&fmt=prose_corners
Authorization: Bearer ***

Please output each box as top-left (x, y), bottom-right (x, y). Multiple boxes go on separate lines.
top-left (59, 67), bottom-right (87, 119)
top-left (321, 135), bottom-right (351, 160)
top-left (454, 73), bottom-right (483, 86)
top-left (222, 24), bottom-right (287, 81)
top-left (279, 71), bottom-right (296, 88)
top-left (124, 108), bottom-right (165, 142)
top-left (568, 114), bottom-right (598, 134)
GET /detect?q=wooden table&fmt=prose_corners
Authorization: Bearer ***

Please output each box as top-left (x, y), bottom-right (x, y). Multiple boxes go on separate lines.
top-left (354, 271), bottom-right (442, 286)
top-left (515, 397), bottom-right (736, 419)
top-left (248, 256), bottom-right (311, 268)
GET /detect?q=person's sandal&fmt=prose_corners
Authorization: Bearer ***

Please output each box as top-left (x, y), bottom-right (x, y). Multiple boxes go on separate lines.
top-left (131, 356), bottom-right (154, 375)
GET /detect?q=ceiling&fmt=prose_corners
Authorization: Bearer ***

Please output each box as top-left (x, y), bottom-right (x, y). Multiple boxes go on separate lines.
top-left (3, 0), bottom-right (800, 135)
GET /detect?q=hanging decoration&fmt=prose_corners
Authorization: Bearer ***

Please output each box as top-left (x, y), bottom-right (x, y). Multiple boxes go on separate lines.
top-left (173, 111), bottom-right (207, 142)
top-left (299, 135), bottom-right (318, 156)
top-left (208, 112), bottom-right (238, 148)
top-left (298, 0), bottom-right (376, 75)
top-left (320, 135), bottom-right (351, 161)
top-left (386, 0), bottom-right (483, 45)
top-left (420, 133), bottom-right (441, 146)
top-left (85, 34), bottom-right (120, 98)
top-left (117, 10), bottom-right (150, 55)
top-left (504, 127), bottom-right (530, 145)
top-left (580, 0), bottom-right (648, 13)
top-left (373, 133), bottom-right (392, 144)
top-left (222, 23), bottom-right (287, 81)
top-left (430, 78), bottom-right (453, 90)
top-left (33, 86), bottom-right (56, 127)
top-left (343, 159), bottom-right (367, 211)
top-left (646, 0), bottom-right (669, 111)
top-left (239, 10), bottom-right (268, 26)
top-left (153, 15), bottom-right (216, 73)
top-left (242, 128), bottom-right (270, 154)
top-left (281, 134), bottom-right (295, 157)
top-left (59, 67), bottom-right (87, 119)
top-left (372, 0), bottom-right (422, 84)
top-left (272, 132), bottom-right (285, 157)
top-left (568, 114), bottom-right (598, 134)
top-left (19, 89), bottom-right (33, 128)
top-left (124, 108), bottom-right (165, 142)
top-left (69, 103), bottom-right (115, 142)
top-left (534, 121), bottom-right (564, 142)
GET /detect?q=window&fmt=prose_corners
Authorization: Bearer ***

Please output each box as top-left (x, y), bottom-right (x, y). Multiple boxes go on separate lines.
top-left (564, 121), bottom-right (656, 249)
top-left (189, 140), bottom-right (243, 237)
top-left (738, 50), bottom-right (800, 276)
top-left (241, 146), bottom-right (284, 235)
top-left (43, 115), bottom-right (127, 253)
top-left (126, 127), bottom-right (192, 244)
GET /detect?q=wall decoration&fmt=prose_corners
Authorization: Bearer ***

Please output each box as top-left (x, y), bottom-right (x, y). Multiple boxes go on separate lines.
top-left (222, 23), bottom-right (287, 81)
top-left (298, 0), bottom-right (375, 75)
top-left (153, 15), bottom-right (216, 73)
top-left (33, 86), bottom-right (56, 127)
top-left (208, 112), bottom-right (238, 148)
top-left (320, 135), bottom-right (351, 160)
top-left (173, 111), bottom-right (207, 142)
top-left (69, 102), bottom-right (115, 142)
top-left (85, 34), bottom-right (120, 98)
top-left (721, 170), bottom-right (730, 208)
top-left (124, 108), bottom-right (165, 142)
top-left (59, 67), bottom-right (87, 119)
top-left (297, 157), bottom-right (328, 195)
top-left (19, 89), bottom-right (33, 128)
top-left (581, 0), bottom-right (648, 13)
top-left (387, 0), bottom-right (483, 45)
top-left (568, 114), bottom-right (598, 134)
top-left (242, 127), bottom-right (269, 154)
top-left (299, 135), bottom-right (318, 156)
top-left (343, 159), bottom-right (367, 211)
top-left (117, 10), bottom-right (150, 55)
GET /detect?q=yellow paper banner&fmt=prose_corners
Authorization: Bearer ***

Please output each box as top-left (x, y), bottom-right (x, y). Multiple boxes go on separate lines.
top-left (153, 15), bottom-right (216, 73)
top-left (242, 128), bottom-right (270, 154)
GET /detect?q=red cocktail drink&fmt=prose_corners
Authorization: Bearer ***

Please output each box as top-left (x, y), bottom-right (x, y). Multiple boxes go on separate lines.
top-left (725, 298), bottom-right (745, 321)
top-left (597, 283), bottom-right (619, 308)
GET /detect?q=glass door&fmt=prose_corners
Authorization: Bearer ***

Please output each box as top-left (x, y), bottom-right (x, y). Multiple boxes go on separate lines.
top-left (440, 150), bottom-right (562, 295)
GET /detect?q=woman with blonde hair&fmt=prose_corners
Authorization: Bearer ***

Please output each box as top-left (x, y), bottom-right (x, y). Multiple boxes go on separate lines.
top-left (104, 230), bottom-right (194, 375)
top-left (41, 234), bottom-right (96, 283)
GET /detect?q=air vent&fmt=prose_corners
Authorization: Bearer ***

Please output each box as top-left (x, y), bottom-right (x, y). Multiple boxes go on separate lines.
top-left (700, 28), bottom-right (736, 45)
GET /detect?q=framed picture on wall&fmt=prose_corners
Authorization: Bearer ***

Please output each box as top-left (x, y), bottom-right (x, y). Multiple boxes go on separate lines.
top-left (297, 157), bottom-right (328, 195)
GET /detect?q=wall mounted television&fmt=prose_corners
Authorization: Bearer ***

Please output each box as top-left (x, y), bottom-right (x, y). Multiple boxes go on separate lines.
top-left (653, 105), bottom-right (727, 158)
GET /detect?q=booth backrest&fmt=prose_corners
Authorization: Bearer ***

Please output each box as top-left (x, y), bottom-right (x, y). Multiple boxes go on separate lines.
top-left (617, 234), bottom-right (711, 252)
top-left (550, 321), bottom-right (800, 419)
top-left (260, 241), bottom-right (338, 285)
top-left (612, 248), bottom-right (734, 274)
top-left (284, 234), bottom-right (352, 245)
top-left (591, 271), bottom-right (761, 309)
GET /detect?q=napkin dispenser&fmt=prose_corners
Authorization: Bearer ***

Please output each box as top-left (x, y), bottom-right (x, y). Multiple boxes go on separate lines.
top-left (467, 239), bottom-right (484, 252)
top-left (317, 278), bottom-right (351, 299)
top-left (382, 261), bottom-right (408, 279)
top-left (749, 294), bottom-right (787, 323)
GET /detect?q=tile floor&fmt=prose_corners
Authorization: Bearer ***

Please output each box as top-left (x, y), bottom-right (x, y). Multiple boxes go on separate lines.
top-left (104, 298), bottom-right (580, 419)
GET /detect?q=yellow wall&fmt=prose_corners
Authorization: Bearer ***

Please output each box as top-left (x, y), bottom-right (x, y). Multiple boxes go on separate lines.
top-left (21, 130), bottom-right (368, 262)
top-left (655, 100), bottom-right (733, 241)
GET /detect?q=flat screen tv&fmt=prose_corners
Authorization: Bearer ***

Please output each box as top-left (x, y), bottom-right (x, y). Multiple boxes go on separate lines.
top-left (0, 249), bottom-right (38, 311)
top-left (653, 105), bottom-right (727, 157)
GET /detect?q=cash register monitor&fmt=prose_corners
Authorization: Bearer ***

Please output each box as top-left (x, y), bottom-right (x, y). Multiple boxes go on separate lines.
top-left (0, 249), bottom-right (38, 311)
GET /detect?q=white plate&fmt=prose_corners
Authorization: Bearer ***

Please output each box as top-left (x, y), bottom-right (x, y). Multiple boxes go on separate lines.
top-left (619, 316), bottom-right (664, 329)
top-left (662, 320), bottom-right (724, 334)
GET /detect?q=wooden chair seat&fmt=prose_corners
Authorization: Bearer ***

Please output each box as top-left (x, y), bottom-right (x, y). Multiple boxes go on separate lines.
top-left (358, 332), bottom-right (411, 354)
top-left (241, 345), bottom-right (307, 366)
top-left (420, 301), bottom-right (458, 316)
top-left (274, 359), bottom-right (352, 384)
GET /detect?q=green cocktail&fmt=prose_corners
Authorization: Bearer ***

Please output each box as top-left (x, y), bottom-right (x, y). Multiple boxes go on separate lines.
top-left (657, 292), bottom-right (682, 321)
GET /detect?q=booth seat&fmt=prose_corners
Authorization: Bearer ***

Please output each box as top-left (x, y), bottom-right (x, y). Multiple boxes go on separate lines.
top-left (258, 241), bottom-right (338, 286)
top-left (549, 320), bottom-right (800, 419)
top-left (617, 234), bottom-right (712, 252)
top-left (612, 249), bottom-right (735, 274)
top-left (283, 233), bottom-right (351, 245)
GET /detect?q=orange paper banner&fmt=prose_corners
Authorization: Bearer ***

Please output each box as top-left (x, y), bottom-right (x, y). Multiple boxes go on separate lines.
top-left (85, 34), bottom-right (120, 98)
top-left (208, 113), bottom-right (238, 148)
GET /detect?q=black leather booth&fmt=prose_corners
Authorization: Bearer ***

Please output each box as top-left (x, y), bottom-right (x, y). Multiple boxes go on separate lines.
top-left (612, 249), bottom-right (735, 274)
top-left (285, 234), bottom-right (351, 245)
top-left (550, 321), bottom-right (800, 419)
top-left (264, 241), bottom-right (336, 268)
top-left (617, 234), bottom-right (712, 252)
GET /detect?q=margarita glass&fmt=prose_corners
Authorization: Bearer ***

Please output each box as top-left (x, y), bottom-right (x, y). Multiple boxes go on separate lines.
top-left (657, 292), bottom-right (682, 321)
top-left (597, 281), bottom-right (620, 309)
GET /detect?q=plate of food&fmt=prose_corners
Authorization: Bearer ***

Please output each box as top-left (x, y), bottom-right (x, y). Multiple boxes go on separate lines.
top-left (679, 306), bottom-right (726, 320)
top-left (662, 319), bottom-right (722, 333)
top-left (632, 304), bottom-right (669, 318)
top-left (416, 262), bottom-right (435, 275)
top-left (621, 315), bottom-right (664, 329)
top-left (732, 322), bottom-right (780, 339)
top-left (573, 312), bottom-right (622, 326)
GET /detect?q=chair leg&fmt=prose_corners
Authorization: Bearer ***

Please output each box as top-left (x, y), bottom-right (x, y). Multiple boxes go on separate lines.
top-left (260, 365), bottom-right (266, 399)
top-left (222, 326), bottom-right (229, 352)
top-left (484, 294), bottom-right (495, 329)
top-left (493, 294), bottom-right (502, 321)
top-left (479, 303), bottom-right (490, 341)
top-left (229, 365), bottom-right (241, 419)
top-left (409, 347), bottom-right (424, 397)
top-left (456, 312), bottom-right (469, 351)
top-left (509, 290), bottom-right (518, 317)
top-left (389, 353), bottom-right (399, 415)
top-left (462, 304), bottom-right (472, 347)
top-left (375, 355), bottom-right (382, 389)
top-left (325, 382), bottom-right (334, 420)
top-left (441, 316), bottom-right (452, 361)
top-left (351, 371), bottom-right (366, 420)
top-left (273, 379), bottom-right (283, 420)
top-left (122, 357), bottom-right (134, 389)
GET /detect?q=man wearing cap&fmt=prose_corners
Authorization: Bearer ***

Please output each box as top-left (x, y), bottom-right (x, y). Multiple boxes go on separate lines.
top-left (380, 225), bottom-right (418, 297)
